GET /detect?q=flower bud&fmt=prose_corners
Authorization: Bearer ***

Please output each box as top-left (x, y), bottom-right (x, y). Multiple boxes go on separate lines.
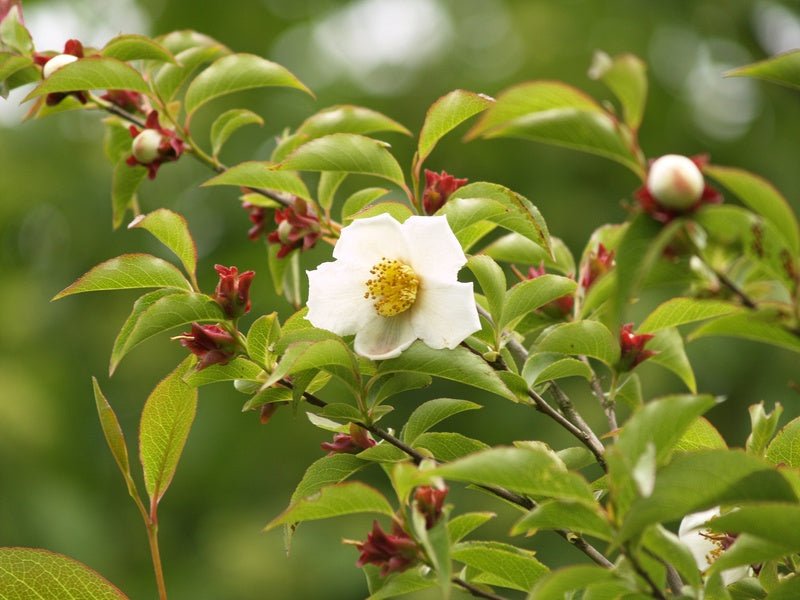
top-left (320, 426), bottom-right (376, 455)
top-left (646, 154), bottom-right (704, 210)
top-left (42, 53), bottom-right (78, 78)
top-left (618, 323), bottom-right (656, 371)
top-left (353, 520), bottom-right (419, 576)
top-left (267, 198), bottom-right (321, 258)
top-left (176, 323), bottom-right (237, 370)
top-left (131, 128), bottom-right (163, 164)
top-left (414, 485), bottom-right (448, 529)
top-left (422, 169), bottom-right (468, 215)
top-left (213, 264), bottom-right (255, 319)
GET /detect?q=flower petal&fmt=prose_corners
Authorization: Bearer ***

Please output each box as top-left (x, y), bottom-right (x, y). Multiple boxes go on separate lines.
top-left (354, 314), bottom-right (416, 360)
top-left (411, 279), bottom-right (480, 349)
top-left (403, 215), bottom-right (468, 281)
top-left (306, 261), bottom-right (374, 335)
top-left (333, 213), bottom-right (410, 268)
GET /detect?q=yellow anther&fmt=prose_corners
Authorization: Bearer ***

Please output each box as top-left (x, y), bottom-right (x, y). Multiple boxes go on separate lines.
top-left (364, 258), bottom-right (419, 317)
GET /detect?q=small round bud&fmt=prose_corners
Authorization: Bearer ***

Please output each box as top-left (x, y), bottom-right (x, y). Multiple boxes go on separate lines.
top-left (647, 154), bottom-right (704, 210)
top-left (131, 129), bottom-right (163, 164)
top-left (43, 53), bottom-right (78, 78)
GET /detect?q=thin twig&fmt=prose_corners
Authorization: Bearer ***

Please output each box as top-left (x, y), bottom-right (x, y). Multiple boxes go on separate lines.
top-left (714, 267), bottom-right (757, 309)
top-left (453, 577), bottom-right (510, 600)
top-left (550, 384), bottom-right (606, 459)
top-left (626, 545), bottom-right (667, 600)
top-left (581, 356), bottom-right (618, 432)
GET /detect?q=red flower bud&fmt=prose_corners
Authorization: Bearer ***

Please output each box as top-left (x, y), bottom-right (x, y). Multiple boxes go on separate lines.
top-left (266, 198), bottom-right (321, 258)
top-left (320, 425), bottom-right (376, 455)
top-left (126, 111), bottom-right (185, 179)
top-left (242, 202), bottom-right (267, 240)
top-left (422, 169), bottom-right (468, 215)
top-left (355, 520), bottom-right (418, 576)
top-left (526, 262), bottom-right (575, 316)
top-left (414, 485), bottom-right (448, 529)
top-left (177, 323), bottom-right (237, 370)
top-left (33, 39), bottom-right (88, 106)
top-left (580, 244), bottom-right (615, 291)
top-left (213, 264), bottom-right (255, 319)
top-left (100, 89), bottom-right (145, 113)
top-left (618, 323), bottom-right (656, 370)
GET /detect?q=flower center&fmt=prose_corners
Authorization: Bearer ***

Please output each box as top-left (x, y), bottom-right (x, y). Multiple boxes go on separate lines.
top-left (364, 258), bottom-right (419, 317)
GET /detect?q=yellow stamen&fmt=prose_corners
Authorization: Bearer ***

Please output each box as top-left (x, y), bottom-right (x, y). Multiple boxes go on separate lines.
top-left (364, 258), bottom-right (419, 317)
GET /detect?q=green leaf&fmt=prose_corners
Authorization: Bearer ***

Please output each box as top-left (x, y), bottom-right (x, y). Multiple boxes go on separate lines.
top-left (511, 500), bottom-right (612, 541)
top-left (501, 275), bottom-right (577, 330)
top-left (711, 534), bottom-right (793, 576)
top-left (276, 133), bottom-right (407, 189)
top-left (104, 117), bottom-right (133, 163)
top-left (417, 89), bottom-right (493, 164)
top-left (0, 547), bottom-right (128, 599)
top-left (528, 565), bottom-right (619, 600)
top-left (370, 372), bottom-right (431, 407)
top-left (401, 398), bottom-right (481, 445)
top-left (689, 313), bottom-right (800, 355)
top-left (246, 313), bottom-right (281, 368)
top-left (448, 512), bottom-right (496, 543)
top-left (53, 253), bottom-right (192, 300)
top-left (707, 503), bottom-right (800, 551)
top-left (766, 416), bottom-right (800, 468)
top-left (411, 508), bottom-right (451, 598)
top-left (357, 442), bottom-right (407, 463)
top-left (264, 482), bottom-right (393, 531)
top-left (263, 339), bottom-right (360, 394)
top-left (92, 378), bottom-right (141, 502)
top-left (101, 34), bottom-right (175, 63)
top-left (432, 447), bottom-right (594, 502)
top-left (25, 57), bottom-right (149, 101)
top-left (534, 320), bottom-right (620, 365)
top-left (210, 108), bottom-right (264, 157)
top-left (588, 51), bottom-right (647, 130)
top-left (202, 161), bottom-right (312, 202)
top-left (642, 525), bottom-right (702, 589)
top-left (466, 80), bottom-right (643, 176)
top-left (183, 357), bottom-right (263, 387)
top-left (367, 568), bottom-right (435, 600)
top-left (291, 454), bottom-right (367, 504)
top-left (317, 171), bottom-right (347, 213)
top-left (0, 52), bottom-right (32, 83)
top-left (674, 417), bottom-right (727, 454)
top-left (139, 359), bottom-right (198, 509)
top-left (112, 293), bottom-right (225, 372)
top-left (184, 53), bottom-right (311, 115)
top-left (765, 574), bottom-right (800, 599)
top-left (451, 541), bottom-right (548, 592)
top-left (341, 187), bottom-right (390, 221)
top-left (414, 432), bottom-right (489, 462)
top-left (111, 161), bottom-right (147, 230)
top-left (467, 255), bottom-right (506, 328)
top-left (639, 298), bottom-right (742, 333)
top-left (0, 6), bottom-right (32, 54)
top-left (521, 353), bottom-right (592, 387)
top-left (727, 49), bottom-right (800, 91)
top-left (445, 182), bottom-right (551, 254)
top-left (747, 402), bottom-right (783, 457)
top-left (483, 234), bottom-right (575, 276)
top-left (377, 342), bottom-right (517, 402)
top-left (705, 165), bottom-right (800, 254)
top-left (347, 201), bottom-right (413, 223)
top-left (241, 386), bottom-right (292, 412)
top-left (620, 450), bottom-right (798, 541)
top-left (646, 328), bottom-right (696, 392)
top-left (153, 43), bottom-right (229, 101)
top-left (129, 209), bottom-right (197, 284)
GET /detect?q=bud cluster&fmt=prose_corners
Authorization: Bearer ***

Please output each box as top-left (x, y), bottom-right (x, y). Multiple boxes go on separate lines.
top-left (126, 111), bottom-right (185, 179)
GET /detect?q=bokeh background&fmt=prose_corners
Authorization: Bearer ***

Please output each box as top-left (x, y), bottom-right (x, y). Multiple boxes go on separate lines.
top-left (2, 0), bottom-right (800, 598)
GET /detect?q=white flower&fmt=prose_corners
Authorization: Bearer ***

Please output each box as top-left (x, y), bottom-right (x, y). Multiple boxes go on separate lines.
top-left (647, 154), bottom-right (705, 210)
top-left (678, 507), bottom-right (749, 586)
top-left (306, 213), bottom-right (480, 360)
top-left (131, 129), bottom-right (163, 164)
top-left (43, 53), bottom-right (78, 79)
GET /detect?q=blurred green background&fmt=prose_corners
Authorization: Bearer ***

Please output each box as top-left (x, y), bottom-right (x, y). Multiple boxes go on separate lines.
top-left (2, 0), bottom-right (800, 598)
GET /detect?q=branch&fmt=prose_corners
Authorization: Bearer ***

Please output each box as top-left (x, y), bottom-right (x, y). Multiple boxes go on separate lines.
top-left (453, 577), bottom-right (510, 600)
top-left (626, 545), bottom-right (667, 600)
top-left (550, 384), bottom-right (606, 460)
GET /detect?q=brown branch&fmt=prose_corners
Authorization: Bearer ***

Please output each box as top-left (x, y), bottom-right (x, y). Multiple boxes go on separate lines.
top-left (626, 545), bottom-right (667, 600)
top-left (550, 384), bottom-right (606, 460)
top-left (453, 577), bottom-right (510, 600)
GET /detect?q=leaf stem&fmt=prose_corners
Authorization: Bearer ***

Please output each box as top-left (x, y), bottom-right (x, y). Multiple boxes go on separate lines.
top-left (146, 522), bottom-right (168, 600)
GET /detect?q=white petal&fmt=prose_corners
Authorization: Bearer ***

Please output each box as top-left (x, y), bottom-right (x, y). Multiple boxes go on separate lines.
top-left (333, 213), bottom-right (410, 268)
top-left (721, 565), bottom-right (750, 586)
top-left (306, 261), bottom-right (373, 335)
top-left (678, 507), bottom-right (721, 571)
top-left (402, 215), bottom-right (468, 281)
top-left (411, 279), bottom-right (480, 349)
top-left (354, 314), bottom-right (416, 360)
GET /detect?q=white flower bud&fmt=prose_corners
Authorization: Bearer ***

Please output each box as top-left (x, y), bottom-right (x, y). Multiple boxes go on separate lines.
top-left (131, 129), bottom-right (163, 164)
top-left (43, 54), bottom-right (79, 79)
top-left (647, 154), bottom-right (704, 210)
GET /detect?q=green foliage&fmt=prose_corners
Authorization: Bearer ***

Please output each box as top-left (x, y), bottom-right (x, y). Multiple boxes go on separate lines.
top-left (417, 89), bottom-right (493, 166)
top-left (451, 541), bottom-right (548, 592)
top-left (26, 57), bottom-right (149, 101)
top-left (766, 416), bottom-right (800, 467)
top-left (589, 51), bottom-right (648, 131)
top-left (101, 34), bottom-right (175, 63)
top-left (728, 49), bottom-right (800, 91)
top-left (401, 398), bottom-right (481, 445)
top-left (638, 297), bottom-right (742, 333)
top-left (210, 108), bottom-right (263, 158)
top-left (202, 161), bottom-right (312, 201)
top-left (534, 320), bottom-right (620, 365)
top-left (129, 209), bottom-right (198, 285)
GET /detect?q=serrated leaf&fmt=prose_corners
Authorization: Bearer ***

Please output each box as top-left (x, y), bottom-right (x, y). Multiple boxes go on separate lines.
top-left (727, 49), bottom-right (800, 91)
top-left (452, 541), bottom-right (548, 592)
top-left (483, 233), bottom-right (575, 277)
top-left (101, 34), bottom-right (175, 63)
top-left (129, 209), bottom-right (197, 284)
top-left (111, 161), bottom-right (147, 230)
top-left (112, 293), bottom-right (225, 372)
top-left (747, 402), bottom-right (783, 458)
top-left (467, 255), bottom-right (506, 328)
top-left (241, 386), bottom-right (292, 411)
top-left (512, 499), bottom-right (612, 541)
top-left (501, 275), bottom-right (576, 330)
top-left (707, 503), bottom-right (800, 551)
top-left (153, 43), bottom-right (229, 101)
top-left (0, 547), bottom-right (128, 599)
top-left (589, 51), bottom-right (647, 130)
top-left (705, 165), bottom-right (800, 254)
top-left (432, 447), bottom-right (594, 502)
top-left (184, 53), bottom-right (311, 115)
top-left (766, 416), bottom-right (800, 468)
top-left (639, 298), bottom-right (742, 333)
top-left (534, 320), bottom-right (620, 365)
top-left (348, 201), bottom-right (413, 223)
top-left (414, 432), bottom-right (489, 462)
top-left (291, 454), bottom-right (367, 504)
top-left (341, 187), bottom-right (390, 221)
top-left (264, 482), bottom-right (393, 531)
top-left (276, 133), bottom-right (407, 189)
top-left (521, 353), bottom-right (592, 386)
top-left (448, 512), bottom-right (496, 543)
top-left (377, 342), bottom-right (516, 402)
top-left (367, 568), bottom-right (435, 600)
top-left (203, 161), bottom-right (311, 201)
top-left (689, 313), bottom-right (800, 354)
top-left (402, 398), bottom-right (481, 445)
top-left (646, 328), bottom-right (696, 392)
top-left (528, 565), bottom-right (619, 600)
top-left (209, 108), bottom-right (264, 157)
top-left (25, 57), bottom-right (149, 101)
top-left (263, 339), bottom-right (360, 394)
top-left (53, 253), bottom-right (191, 300)
top-left (140, 359), bottom-right (197, 509)
top-left (619, 450), bottom-right (797, 541)
top-left (183, 357), bottom-right (263, 387)
top-left (674, 417), bottom-right (727, 454)
top-left (418, 89), bottom-right (493, 164)
top-left (370, 372), bottom-right (431, 407)
top-left (247, 313), bottom-right (281, 368)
